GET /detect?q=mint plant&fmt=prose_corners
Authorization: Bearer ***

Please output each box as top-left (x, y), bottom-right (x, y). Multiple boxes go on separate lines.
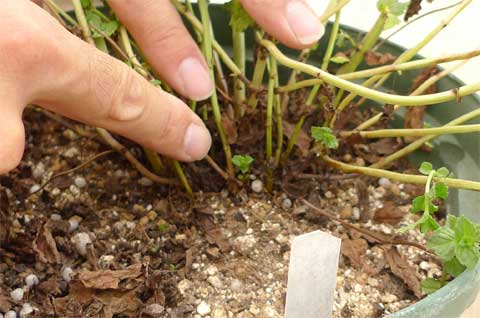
top-left (311, 126), bottom-right (339, 150)
top-left (232, 155), bottom-right (254, 176)
top-left (404, 162), bottom-right (480, 294)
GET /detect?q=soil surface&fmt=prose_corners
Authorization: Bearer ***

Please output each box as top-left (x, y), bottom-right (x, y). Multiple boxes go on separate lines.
top-left (0, 108), bottom-right (443, 318)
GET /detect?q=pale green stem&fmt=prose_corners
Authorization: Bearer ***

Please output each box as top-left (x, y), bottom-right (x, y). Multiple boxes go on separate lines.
top-left (342, 124), bottom-right (480, 139)
top-left (323, 156), bottom-right (480, 192)
top-left (260, 38), bottom-right (480, 108)
top-left (71, 0), bottom-right (94, 44)
top-left (233, 30), bottom-right (246, 116)
top-left (144, 148), bottom-right (166, 175)
top-left (277, 49), bottom-right (480, 93)
top-left (272, 57), bottom-right (284, 168)
top-left (172, 160), bottom-right (193, 196)
top-left (371, 108), bottom-right (480, 169)
top-left (198, 0), bottom-right (234, 177)
top-left (46, 0), bottom-right (79, 27)
top-left (355, 59), bottom-right (468, 131)
top-left (281, 115), bottom-right (306, 166)
top-left (248, 49), bottom-right (268, 109)
top-left (334, 0), bottom-right (472, 117)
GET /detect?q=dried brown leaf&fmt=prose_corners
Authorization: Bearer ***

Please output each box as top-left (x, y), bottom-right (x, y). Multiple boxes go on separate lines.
top-left (341, 238), bottom-right (368, 268)
top-left (78, 264), bottom-right (143, 290)
top-left (221, 114), bottom-right (238, 145)
top-left (283, 121), bottom-right (312, 156)
top-left (33, 221), bottom-right (61, 264)
top-left (385, 247), bottom-right (422, 298)
top-left (374, 201), bottom-right (407, 225)
top-left (364, 51), bottom-right (397, 66)
top-left (405, 0), bottom-right (422, 21)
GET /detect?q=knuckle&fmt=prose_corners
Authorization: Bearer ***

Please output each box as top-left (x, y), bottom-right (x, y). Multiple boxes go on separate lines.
top-left (89, 52), bottom-right (147, 122)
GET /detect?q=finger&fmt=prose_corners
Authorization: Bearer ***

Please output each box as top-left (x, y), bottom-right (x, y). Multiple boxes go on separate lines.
top-left (240, 0), bottom-right (324, 49)
top-left (2, 1), bottom-right (211, 165)
top-left (0, 94), bottom-right (25, 175)
top-left (107, 0), bottom-right (213, 101)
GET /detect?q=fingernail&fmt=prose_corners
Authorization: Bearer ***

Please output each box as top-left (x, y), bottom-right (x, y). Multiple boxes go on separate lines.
top-left (286, 1), bottom-right (324, 45)
top-left (183, 123), bottom-right (212, 160)
top-left (178, 57), bottom-right (214, 101)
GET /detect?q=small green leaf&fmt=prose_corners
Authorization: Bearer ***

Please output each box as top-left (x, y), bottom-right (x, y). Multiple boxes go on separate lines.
top-left (427, 227), bottom-right (456, 260)
top-left (421, 278), bottom-right (443, 295)
top-left (411, 195), bottom-right (438, 214)
top-left (433, 183), bottom-right (449, 200)
top-left (377, 0), bottom-right (409, 15)
top-left (455, 245), bottom-right (480, 270)
top-left (384, 15), bottom-right (401, 30)
top-left (232, 155), bottom-right (255, 174)
top-left (224, 0), bottom-right (254, 33)
top-left (444, 257), bottom-right (466, 277)
top-left (86, 10), bottom-right (119, 38)
top-left (419, 162), bottom-right (433, 175)
top-left (311, 126), bottom-right (339, 149)
top-left (81, 0), bottom-right (92, 9)
top-left (330, 55), bottom-right (350, 64)
top-left (436, 167), bottom-right (450, 178)
top-left (420, 215), bottom-right (440, 234)
top-left (150, 79), bottom-right (162, 86)
top-left (445, 215), bottom-right (458, 230)
top-left (336, 30), bottom-right (356, 48)
top-left (455, 216), bottom-right (477, 244)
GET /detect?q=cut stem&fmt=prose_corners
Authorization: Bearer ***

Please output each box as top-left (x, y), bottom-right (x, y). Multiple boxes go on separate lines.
top-left (342, 124), bottom-right (480, 139)
top-left (322, 156), bottom-right (480, 191)
top-left (198, 0), bottom-right (234, 177)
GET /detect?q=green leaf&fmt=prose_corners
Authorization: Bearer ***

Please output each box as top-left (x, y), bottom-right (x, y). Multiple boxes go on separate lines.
top-left (433, 183), bottom-right (449, 200)
top-left (419, 162), bottom-right (433, 175)
top-left (224, 0), bottom-right (254, 33)
top-left (411, 195), bottom-right (438, 214)
top-left (427, 227), bottom-right (456, 260)
top-left (232, 155), bottom-right (255, 174)
top-left (445, 215), bottom-right (458, 230)
top-left (377, 0), bottom-right (409, 15)
top-left (436, 167), bottom-right (450, 178)
top-left (336, 30), bottom-right (356, 48)
top-left (455, 245), bottom-right (480, 270)
top-left (81, 0), bottom-right (92, 9)
top-left (330, 55), bottom-right (350, 64)
top-left (420, 215), bottom-right (440, 234)
top-left (384, 15), bottom-right (401, 30)
top-left (150, 79), bottom-right (162, 86)
top-left (311, 126), bottom-right (339, 149)
top-left (86, 10), bottom-right (119, 38)
top-left (444, 257), bottom-right (466, 277)
top-left (421, 278), bottom-right (443, 295)
top-left (455, 216), bottom-right (477, 245)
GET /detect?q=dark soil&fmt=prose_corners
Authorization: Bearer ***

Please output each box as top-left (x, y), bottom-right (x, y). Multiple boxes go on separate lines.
top-left (0, 106), bottom-right (445, 318)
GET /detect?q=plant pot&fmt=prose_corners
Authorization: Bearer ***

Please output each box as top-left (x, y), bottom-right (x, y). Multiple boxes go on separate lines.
top-left (202, 5), bottom-right (480, 318)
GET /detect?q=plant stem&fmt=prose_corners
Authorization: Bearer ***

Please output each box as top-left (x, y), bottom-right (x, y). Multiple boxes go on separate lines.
top-left (356, 59), bottom-right (468, 131)
top-left (322, 156), bottom-right (480, 192)
top-left (172, 0), bottom-right (243, 77)
top-left (265, 57), bottom-right (276, 191)
top-left (342, 124), bottom-right (480, 139)
top-left (248, 47), bottom-right (268, 109)
top-left (281, 115), bottom-right (306, 165)
top-left (46, 0), bottom-right (80, 27)
top-left (71, 0), bottom-right (94, 45)
top-left (272, 57), bottom-right (283, 168)
top-left (198, 0), bottom-right (234, 177)
top-left (144, 148), bottom-right (166, 175)
top-left (259, 38), bottom-right (480, 108)
top-left (277, 49), bottom-right (480, 93)
top-left (333, 0), bottom-right (472, 122)
top-left (371, 108), bottom-right (480, 169)
top-left (172, 160), bottom-right (193, 196)
top-left (233, 29), bottom-right (246, 116)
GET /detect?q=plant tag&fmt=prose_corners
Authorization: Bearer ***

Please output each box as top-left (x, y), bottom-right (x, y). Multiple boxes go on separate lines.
top-left (285, 230), bottom-right (341, 318)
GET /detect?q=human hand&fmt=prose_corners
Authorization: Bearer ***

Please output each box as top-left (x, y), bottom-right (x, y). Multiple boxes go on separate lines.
top-left (0, 0), bottom-right (323, 174)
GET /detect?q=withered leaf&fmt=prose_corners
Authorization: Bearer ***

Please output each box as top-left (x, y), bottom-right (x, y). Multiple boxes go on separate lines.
top-left (221, 114), bottom-right (238, 145)
top-left (283, 121), bottom-right (312, 156)
top-left (405, 0), bottom-right (422, 21)
top-left (374, 201), bottom-right (407, 225)
top-left (78, 264), bottom-right (143, 289)
top-left (33, 221), bottom-right (62, 264)
top-left (385, 247), bottom-right (422, 298)
top-left (341, 238), bottom-right (368, 268)
top-left (365, 51), bottom-right (397, 66)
